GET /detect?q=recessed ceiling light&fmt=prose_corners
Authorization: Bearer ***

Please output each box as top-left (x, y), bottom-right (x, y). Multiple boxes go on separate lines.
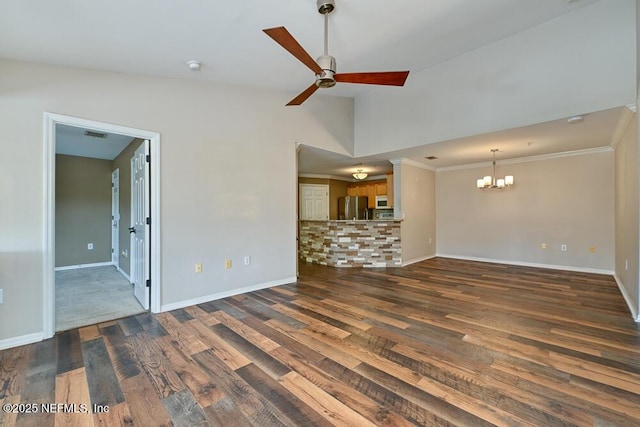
top-left (187, 60), bottom-right (201, 71)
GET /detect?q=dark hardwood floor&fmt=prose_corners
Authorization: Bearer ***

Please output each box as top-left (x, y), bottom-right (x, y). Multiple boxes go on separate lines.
top-left (2, 257), bottom-right (640, 426)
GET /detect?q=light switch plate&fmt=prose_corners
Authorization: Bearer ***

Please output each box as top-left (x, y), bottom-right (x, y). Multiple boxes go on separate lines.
top-left (0, 289), bottom-right (4, 304)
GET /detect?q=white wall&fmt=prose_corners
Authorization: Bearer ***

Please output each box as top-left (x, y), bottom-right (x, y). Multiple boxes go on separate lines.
top-left (637, 0), bottom-right (640, 90)
top-left (614, 108), bottom-right (639, 318)
top-left (436, 151), bottom-right (615, 272)
top-left (396, 162), bottom-right (436, 264)
top-left (0, 59), bottom-right (353, 344)
top-left (354, 0), bottom-right (636, 157)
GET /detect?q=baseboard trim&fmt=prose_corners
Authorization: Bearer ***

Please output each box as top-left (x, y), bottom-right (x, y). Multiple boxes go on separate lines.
top-left (402, 254), bottom-right (436, 267)
top-left (436, 254), bottom-right (615, 276)
top-left (160, 276), bottom-right (298, 312)
top-left (0, 332), bottom-right (44, 351)
top-left (613, 273), bottom-right (640, 322)
top-left (55, 261), bottom-right (114, 271)
top-left (116, 266), bottom-right (132, 282)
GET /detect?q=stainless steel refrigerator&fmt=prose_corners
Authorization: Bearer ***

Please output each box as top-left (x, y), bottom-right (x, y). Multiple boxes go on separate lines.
top-left (338, 196), bottom-right (369, 220)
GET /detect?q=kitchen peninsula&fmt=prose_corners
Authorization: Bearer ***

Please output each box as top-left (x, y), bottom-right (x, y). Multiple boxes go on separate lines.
top-left (299, 219), bottom-right (402, 267)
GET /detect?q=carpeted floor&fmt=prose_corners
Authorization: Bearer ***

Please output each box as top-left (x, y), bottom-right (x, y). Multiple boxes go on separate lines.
top-left (55, 265), bottom-right (146, 331)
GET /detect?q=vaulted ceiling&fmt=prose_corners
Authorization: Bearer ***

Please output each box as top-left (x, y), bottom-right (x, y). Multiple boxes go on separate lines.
top-left (0, 0), bottom-right (628, 178)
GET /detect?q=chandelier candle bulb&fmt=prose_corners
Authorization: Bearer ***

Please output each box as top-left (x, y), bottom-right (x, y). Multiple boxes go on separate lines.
top-left (505, 175), bottom-right (514, 186)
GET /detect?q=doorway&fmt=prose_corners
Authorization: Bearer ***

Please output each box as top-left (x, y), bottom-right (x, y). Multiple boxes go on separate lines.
top-left (43, 113), bottom-right (161, 338)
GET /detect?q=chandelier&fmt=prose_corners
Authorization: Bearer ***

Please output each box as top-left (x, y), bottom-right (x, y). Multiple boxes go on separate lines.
top-left (352, 169), bottom-right (368, 180)
top-left (476, 149), bottom-right (514, 189)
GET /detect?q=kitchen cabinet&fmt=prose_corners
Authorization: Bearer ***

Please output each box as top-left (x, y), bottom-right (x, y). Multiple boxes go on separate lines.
top-left (347, 185), bottom-right (368, 197)
top-left (386, 173), bottom-right (394, 207)
top-left (367, 185), bottom-right (376, 208)
top-left (347, 179), bottom-right (390, 209)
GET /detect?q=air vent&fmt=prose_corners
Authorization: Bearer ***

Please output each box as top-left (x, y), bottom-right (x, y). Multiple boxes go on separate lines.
top-left (84, 130), bottom-right (107, 138)
top-left (425, 156), bottom-right (438, 160)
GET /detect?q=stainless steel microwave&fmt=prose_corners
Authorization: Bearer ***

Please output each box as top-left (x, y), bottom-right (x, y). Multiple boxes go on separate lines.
top-left (375, 195), bottom-right (391, 209)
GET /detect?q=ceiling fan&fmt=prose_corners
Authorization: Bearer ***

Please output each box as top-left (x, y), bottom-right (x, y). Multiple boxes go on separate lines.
top-left (263, 0), bottom-right (410, 106)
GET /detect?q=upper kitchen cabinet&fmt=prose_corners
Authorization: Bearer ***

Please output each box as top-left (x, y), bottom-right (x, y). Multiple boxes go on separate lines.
top-left (347, 178), bottom-right (391, 209)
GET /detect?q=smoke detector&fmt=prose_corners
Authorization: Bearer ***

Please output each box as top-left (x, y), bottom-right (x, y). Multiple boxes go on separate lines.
top-left (187, 60), bottom-right (201, 71)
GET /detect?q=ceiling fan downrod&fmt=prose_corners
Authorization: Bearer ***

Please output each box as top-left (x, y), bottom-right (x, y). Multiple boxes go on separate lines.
top-left (316, 0), bottom-right (336, 88)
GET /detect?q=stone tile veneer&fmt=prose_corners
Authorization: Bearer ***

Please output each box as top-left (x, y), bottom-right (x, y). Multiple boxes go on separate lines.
top-left (299, 220), bottom-right (402, 267)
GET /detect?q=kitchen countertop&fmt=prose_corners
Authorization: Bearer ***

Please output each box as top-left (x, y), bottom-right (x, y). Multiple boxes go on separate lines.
top-left (300, 219), bottom-right (402, 222)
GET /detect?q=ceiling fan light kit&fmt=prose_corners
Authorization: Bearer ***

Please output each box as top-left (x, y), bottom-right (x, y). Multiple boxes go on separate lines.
top-left (263, 0), bottom-right (409, 105)
top-left (476, 149), bottom-right (514, 189)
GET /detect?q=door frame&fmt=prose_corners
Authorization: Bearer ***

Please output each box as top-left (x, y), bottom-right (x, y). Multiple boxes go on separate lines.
top-left (43, 112), bottom-right (162, 339)
top-left (111, 168), bottom-right (120, 267)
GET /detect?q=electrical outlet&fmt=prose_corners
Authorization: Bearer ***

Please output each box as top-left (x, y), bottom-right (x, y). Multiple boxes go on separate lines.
top-left (589, 246), bottom-right (596, 253)
top-left (541, 243), bottom-right (547, 249)
top-left (0, 289), bottom-right (3, 304)
top-left (225, 259), bottom-right (232, 269)
top-left (243, 256), bottom-right (251, 266)
top-left (560, 244), bottom-right (567, 252)
top-left (87, 243), bottom-right (94, 250)
top-left (195, 263), bottom-right (202, 273)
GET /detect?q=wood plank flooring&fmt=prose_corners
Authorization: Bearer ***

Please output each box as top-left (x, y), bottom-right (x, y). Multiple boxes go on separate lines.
top-left (2, 257), bottom-right (640, 426)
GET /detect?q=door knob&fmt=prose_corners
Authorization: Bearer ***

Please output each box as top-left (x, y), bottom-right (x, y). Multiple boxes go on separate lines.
top-left (128, 227), bottom-right (136, 234)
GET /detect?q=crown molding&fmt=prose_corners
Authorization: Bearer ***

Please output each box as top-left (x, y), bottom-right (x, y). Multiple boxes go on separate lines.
top-left (298, 173), bottom-right (352, 182)
top-left (437, 146), bottom-right (613, 172)
top-left (298, 173), bottom-right (389, 182)
top-left (389, 158), bottom-right (436, 171)
top-left (610, 104), bottom-right (636, 149)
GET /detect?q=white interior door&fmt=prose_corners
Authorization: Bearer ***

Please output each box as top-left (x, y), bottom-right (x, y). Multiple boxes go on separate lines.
top-left (111, 169), bottom-right (120, 266)
top-left (299, 184), bottom-right (329, 220)
top-left (131, 140), bottom-right (150, 309)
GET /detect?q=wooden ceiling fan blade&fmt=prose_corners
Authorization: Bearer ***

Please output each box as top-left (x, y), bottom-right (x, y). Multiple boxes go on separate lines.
top-left (334, 71), bottom-right (410, 86)
top-left (263, 27), bottom-right (323, 75)
top-left (286, 83), bottom-right (319, 106)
